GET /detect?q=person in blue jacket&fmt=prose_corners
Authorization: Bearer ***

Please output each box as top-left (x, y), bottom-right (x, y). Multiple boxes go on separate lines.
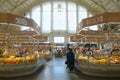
top-left (66, 48), bottom-right (75, 71)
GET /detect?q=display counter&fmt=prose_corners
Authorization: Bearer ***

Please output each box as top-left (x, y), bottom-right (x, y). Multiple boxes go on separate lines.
top-left (0, 13), bottom-right (48, 77)
top-left (77, 52), bottom-right (120, 77)
top-left (44, 50), bottom-right (52, 61)
top-left (0, 53), bottom-right (45, 77)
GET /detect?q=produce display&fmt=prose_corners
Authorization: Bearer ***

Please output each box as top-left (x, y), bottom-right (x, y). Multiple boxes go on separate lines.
top-left (78, 54), bottom-right (109, 64)
top-left (4, 56), bottom-right (23, 64)
top-left (78, 49), bottom-right (120, 64)
top-left (0, 49), bottom-right (37, 64)
top-left (78, 56), bottom-right (88, 62)
top-left (44, 50), bottom-right (50, 56)
top-left (0, 35), bottom-right (50, 65)
top-left (26, 54), bottom-right (36, 63)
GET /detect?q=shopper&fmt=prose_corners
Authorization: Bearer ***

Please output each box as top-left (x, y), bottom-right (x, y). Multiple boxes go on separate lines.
top-left (82, 49), bottom-right (86, 55)
top-left (86, 47), bottom-right (94, 57)
top-left (66, 48), bottom-right (75, 71)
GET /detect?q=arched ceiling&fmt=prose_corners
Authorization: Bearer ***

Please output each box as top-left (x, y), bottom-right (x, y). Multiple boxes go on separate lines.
top-left (0, 0), bottom-right (120, 16)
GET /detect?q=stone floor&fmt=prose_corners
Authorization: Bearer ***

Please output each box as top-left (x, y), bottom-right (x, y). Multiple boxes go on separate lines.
top-left (0, 57), bottom-right (120, 80)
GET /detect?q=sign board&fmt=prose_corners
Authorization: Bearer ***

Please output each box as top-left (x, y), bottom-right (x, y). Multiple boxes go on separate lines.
top-left (81, 12), bottom-right (120, 29)
top-left (0, 13), bottom-right (40, 33)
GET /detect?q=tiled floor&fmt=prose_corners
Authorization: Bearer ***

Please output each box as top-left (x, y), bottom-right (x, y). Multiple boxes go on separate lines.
top-left (0, 57), bottom-right (120, 80)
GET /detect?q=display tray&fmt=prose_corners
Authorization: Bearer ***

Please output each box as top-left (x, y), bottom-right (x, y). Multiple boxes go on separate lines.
top-left (78, 62), bottom-right (120, 77)
top-left (0, 59), bottom-right (45, 77)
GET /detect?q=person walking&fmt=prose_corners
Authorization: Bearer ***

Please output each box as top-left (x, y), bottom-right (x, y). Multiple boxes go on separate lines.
top-left (66, 48), bottom-right (75, 71)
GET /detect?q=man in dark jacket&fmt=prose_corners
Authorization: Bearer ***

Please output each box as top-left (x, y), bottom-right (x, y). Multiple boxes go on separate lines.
top-left (66, 48), bottom-right (75, 71)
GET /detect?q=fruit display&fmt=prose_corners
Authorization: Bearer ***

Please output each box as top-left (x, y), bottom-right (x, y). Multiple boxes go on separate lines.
top-left (89, 57), bottom-right (109, 64)
top-left (4, 56), bottom-right (16, 64)
top-left (110, 55), bottom-right (120, 64)
top-left (26, 54), bottom-right (36, 63)
top-left (37, 52), bottom-right (44, 59)
top-left (44, 50), bottom-right (50, 56)
top-left (0, 46), bottom-right (43, 64)
top-left (15, 57), bottom-right (23, 64)
top-left (0, 43), bottom-right (48, 65)
top-left (0, 58), bottom-right (4, 64)
top-left (78, 54), bottom-right (120, 64)
top-left (0, 54), bottom-right (38, 64)
top-left (78, 56), bottom-right (88, 62)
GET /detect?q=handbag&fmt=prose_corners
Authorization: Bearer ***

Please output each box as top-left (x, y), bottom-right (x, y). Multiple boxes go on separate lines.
top-left (65, 60), bottom-right (68, 64)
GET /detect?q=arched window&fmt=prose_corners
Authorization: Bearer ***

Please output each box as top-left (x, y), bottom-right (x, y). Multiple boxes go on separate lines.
top-left (32, 6), bottom-right (41, 26)
top-left (53, 2), bottom-right (66, 30)
top-left (25, 1), bottom-right (89, 34)
top-left (78, 5), bottom-right (87, 24)
top-left (68, 2), bottom-right (76, 33)
top-left (42, 3), bottom-right (51, 33)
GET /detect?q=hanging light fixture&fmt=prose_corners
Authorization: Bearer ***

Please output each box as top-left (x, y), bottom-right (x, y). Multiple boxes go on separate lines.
top-left (57, 4), bottom-right (62, 12)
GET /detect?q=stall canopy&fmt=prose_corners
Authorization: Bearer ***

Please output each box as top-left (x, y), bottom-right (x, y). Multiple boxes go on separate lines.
top-left (70, 35), bottom-right (84, 42)
top-left (33, 35), bottom-right (48, 42)
top-left (71, 30), bottom-right (120, 42)
top-left (0, 31), bottom-right (48, 42)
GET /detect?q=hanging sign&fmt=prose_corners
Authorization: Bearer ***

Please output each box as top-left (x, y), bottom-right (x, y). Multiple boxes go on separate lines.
top-left (15, 18), bottom-right (27, 26)
top-left (81, 12), bottom-right (120, 29)
top-left (0, 13), bottom-right (40, 33)
top-left (85, 16), bottom-right (103, 26)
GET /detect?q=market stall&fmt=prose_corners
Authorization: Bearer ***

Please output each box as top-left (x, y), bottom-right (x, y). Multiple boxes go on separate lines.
top-left (0, 13), bottom-right (46, 77)
top-left (0, 31), bottom-right (47, 77)
top-left (33, 35), bottom-right (52, 60)
top-left (76, 12), bottom-right (120, 77)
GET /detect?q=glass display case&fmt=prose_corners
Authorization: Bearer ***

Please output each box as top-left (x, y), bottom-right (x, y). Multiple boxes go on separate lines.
top-left (77, 48), bottom-right (120, 77)
top-left (0, 34), bottom-right (46, 77)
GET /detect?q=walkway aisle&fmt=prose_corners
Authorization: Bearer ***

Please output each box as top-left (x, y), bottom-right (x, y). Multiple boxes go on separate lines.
top-left (36, 57), bottom-right (82, 80)
top-left (0, 57), bottom-right (82, 80)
